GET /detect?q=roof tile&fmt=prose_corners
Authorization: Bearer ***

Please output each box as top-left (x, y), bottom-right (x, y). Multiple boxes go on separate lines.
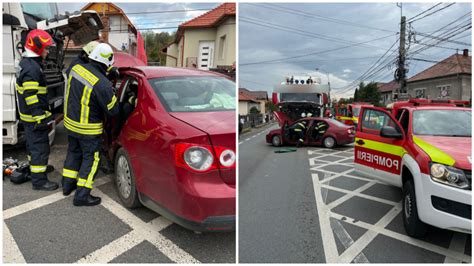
top-left (408, 52), bottom-right (471, 83)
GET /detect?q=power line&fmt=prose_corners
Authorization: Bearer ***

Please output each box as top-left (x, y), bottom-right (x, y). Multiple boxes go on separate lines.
top-left (240, 33), bottom-right (397, 66)
top-left (407, 3), bottom-right (443, 21)
top-left (408, 3), bottom-right (456, 23)
top-left (125, 8), bottom-right (211, 15)
top-left (414, 31), bottom-right (471, 46)
top-left (247, 3), bottom-right (397, 33)
top-left (239, 16), bottom-right (383, 50)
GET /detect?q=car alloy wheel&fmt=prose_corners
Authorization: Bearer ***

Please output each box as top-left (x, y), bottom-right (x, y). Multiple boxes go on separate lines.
top-left (272, 135), bottom-right (282, 146)
top-left (323, 137), bottom-right (335, 148)
top-left (116, 155), bottom-right (132, 199)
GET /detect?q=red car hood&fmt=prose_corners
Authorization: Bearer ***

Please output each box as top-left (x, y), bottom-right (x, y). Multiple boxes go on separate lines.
top-left (415, 135), bottom-right (472, 170)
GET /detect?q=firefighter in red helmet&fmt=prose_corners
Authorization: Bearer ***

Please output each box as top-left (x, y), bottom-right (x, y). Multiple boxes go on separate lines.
top-left (16, 29), bottom-right (58, 191)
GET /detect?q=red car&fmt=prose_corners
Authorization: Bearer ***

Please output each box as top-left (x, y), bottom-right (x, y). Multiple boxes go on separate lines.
top-left (266, 117), bottom-right (355, 148)
top-left (104, 66), bottom-right (236, 232)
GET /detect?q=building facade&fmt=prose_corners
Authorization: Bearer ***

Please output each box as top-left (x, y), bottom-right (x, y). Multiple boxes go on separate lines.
top-left (407, 49), bottom-right (471, 101)
top-left (162, 3), bottom-right (236, 70)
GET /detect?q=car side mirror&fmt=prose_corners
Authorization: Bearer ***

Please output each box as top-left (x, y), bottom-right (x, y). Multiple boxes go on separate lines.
top-left (380, 126), bottom-right (403, 139)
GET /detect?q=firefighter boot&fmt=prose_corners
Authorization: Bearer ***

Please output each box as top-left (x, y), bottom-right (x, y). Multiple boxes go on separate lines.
top-left (32, 180), bottom-right (59, 191)
top-left (62, 177), bottom-right (77, 196)
top-left (73, 187), bottom-right (101, 206)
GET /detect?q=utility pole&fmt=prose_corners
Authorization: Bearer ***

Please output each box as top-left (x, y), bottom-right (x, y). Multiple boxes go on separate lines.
top-left (394, 15), bottom-right (407, 100)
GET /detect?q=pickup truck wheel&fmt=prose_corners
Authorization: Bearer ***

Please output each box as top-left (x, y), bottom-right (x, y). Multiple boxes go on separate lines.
top-left (403, 179), bottom-right (428, 237)
top-left (323, 137), bottom-right (336, 149)
top-left (272, 135), bottom-right (282, 147)
top-left (114, 148), bottom-right (141, 208)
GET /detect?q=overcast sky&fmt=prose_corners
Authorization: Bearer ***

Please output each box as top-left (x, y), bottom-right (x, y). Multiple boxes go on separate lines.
top-left (58, 2), bottom-right (220, 34)
top-left (239, 2), bottom-right (472, 98)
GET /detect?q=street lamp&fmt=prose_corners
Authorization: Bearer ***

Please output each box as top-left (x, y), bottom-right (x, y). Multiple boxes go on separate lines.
top-left (315, 67), bottom-right (331, 103)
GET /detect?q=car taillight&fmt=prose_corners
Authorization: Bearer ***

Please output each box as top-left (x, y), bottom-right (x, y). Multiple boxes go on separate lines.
top-left (175, 143), bottom-right (235, 172)
top-left (214, 147), bottom-right (236, 168)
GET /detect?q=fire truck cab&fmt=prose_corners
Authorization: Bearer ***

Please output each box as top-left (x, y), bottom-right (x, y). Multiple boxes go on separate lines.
top-left (335, 102), bottom-right (373, 127)
top-left (354, 99), bottom-right (471, 237)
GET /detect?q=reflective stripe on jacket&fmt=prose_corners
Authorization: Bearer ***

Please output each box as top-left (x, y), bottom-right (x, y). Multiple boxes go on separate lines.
top-left (64, 62), bottom-right (118, 136)
top-left (15, 57), bottom-right (51, 123)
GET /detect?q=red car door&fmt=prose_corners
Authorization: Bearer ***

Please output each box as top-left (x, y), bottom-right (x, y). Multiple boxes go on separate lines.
top-left (354, 107), bottom-right (406, 187)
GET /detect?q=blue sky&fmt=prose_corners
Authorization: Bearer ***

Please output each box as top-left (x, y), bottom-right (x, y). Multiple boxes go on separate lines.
top-left (238, 2), bottom-right (472, 98)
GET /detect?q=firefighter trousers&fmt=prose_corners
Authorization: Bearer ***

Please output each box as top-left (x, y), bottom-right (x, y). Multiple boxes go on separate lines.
top-left (23, 122), bottom-right (50, 187)
top-left (62, 135), bottom-right (101, 200)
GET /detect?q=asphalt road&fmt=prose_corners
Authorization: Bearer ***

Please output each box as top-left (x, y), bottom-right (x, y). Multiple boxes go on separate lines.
top-left (3, 123), bottom-right (235, 263)
top-left (238, 123), bottom-right (471, 263)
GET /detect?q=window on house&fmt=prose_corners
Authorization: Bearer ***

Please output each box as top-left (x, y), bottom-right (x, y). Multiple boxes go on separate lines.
top-left (437, 85), bottom-right (451, 98)
top-left (219, 35), bottom-right (226, 60)
top-left (415, 88), bottom-right (426, 98)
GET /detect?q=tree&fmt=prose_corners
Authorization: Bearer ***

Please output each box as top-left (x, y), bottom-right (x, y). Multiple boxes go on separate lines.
top-left (356, 81), bottom-right (380, 104)
top-left (142, 31), bottom-right (176, 65)
top-left (265, 101), bottom-right (277, 112)
top-left (354, 88), bottom-right (359, 102)
top-left (249, 106), bottom-right (260, 114)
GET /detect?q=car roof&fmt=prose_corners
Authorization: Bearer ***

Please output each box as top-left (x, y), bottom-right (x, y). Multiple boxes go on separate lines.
top-left (122, 66), bottom-right (227, 79)
top-left (399, 105), bottom-right (471, 111)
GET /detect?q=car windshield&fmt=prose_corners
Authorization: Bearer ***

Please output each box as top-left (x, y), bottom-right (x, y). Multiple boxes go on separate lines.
top-left (149, 76), bottom-right (236, 112)
top-left (413, 109), bottom-right (471, 137)
top-left (280, 93), bottom-right (320, 102)
top-left (21, 3), bottom-right (58, 20)
top-left (331, 119), bottom-right (347, 127)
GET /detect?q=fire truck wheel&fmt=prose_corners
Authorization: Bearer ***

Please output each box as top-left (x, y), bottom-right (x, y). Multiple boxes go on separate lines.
top-left (323, 137), bottom-right (336, 149)
top-left (272, 135), bottom-right (282, 147)
top-left (402, 179), bottom-right (428, 238)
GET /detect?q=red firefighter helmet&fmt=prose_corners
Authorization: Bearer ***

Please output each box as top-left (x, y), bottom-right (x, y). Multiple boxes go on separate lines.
top-left (25, 29), bottom-right (53, 56)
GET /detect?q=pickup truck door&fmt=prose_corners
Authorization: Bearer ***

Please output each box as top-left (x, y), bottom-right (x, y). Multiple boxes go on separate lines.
top-left (354, 107), bottom-right (406, 187)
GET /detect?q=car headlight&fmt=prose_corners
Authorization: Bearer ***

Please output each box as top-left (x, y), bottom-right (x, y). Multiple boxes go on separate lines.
top-left (430, 163), bottom-right (470, 189)
top-left (184, 147), bottom-right (214, 171)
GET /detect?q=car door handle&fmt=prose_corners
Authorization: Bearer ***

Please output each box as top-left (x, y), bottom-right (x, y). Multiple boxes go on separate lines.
top-left (356, 139), bottom-right (365, 145)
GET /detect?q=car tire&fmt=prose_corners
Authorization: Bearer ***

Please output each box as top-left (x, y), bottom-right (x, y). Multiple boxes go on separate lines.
top-left (322, 136), bottom-right (336, 149)
top-left (272, 135), bottom-right (282, 147)
top-left (402, 179), bottom-right (428, 237)
top-left (114, 148), bottom-right (141, 208)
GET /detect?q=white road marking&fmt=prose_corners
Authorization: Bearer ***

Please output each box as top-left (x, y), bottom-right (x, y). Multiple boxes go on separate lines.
top-left (338, 204), bottom-right (401, 263)
top-left (3, 222), bottom-right (26, 263)
top-left (331, 212), bottom-right (471, 263)
top-left (444, 232), bottom-right (468, 263)
top-left (320, 183), bottom-right (399, 207)
top-left (93, 190), bottom-right (199, 264)
top-left (311, 172), bottom-right (339, 263)
top-left (3, 176), bottom-right (111, 220)
top-left (331, 219), bottom-right (370, 263)
top-left (76, 230), bottom-right (143, 263)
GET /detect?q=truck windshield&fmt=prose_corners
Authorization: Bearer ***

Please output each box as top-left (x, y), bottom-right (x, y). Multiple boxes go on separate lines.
top-left (21, 3), bottom-right (58, 20)
top-left (413, 109), bottom-right (472, 137)
top-left (352, 107), bottom-right (360, 117)
top-left (150, 76), bottom-right (236, 112)
top-left (280, 93), bottom-right (320, 102)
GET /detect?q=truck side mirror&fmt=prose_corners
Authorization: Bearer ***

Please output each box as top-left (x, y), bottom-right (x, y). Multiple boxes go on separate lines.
top-left (380, 126), bottom-right (403, 139)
